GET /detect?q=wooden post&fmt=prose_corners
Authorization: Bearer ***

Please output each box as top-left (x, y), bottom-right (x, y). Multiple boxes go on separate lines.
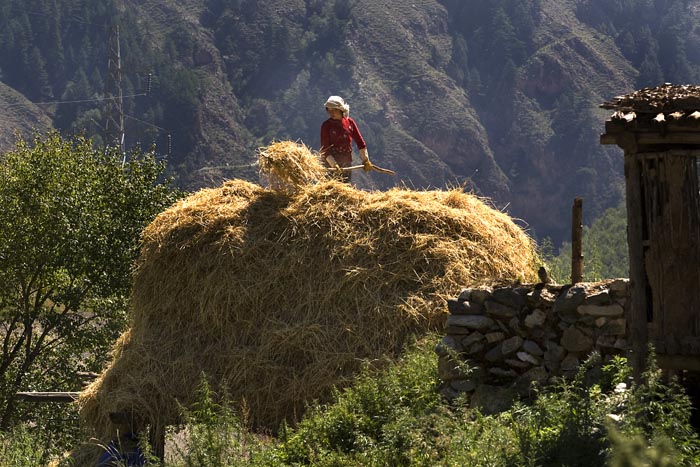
top-left (571, 198), bottom-right (583, 284)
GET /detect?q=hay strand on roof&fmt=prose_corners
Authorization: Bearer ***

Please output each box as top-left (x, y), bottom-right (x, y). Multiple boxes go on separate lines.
top-left (78, 167), bottom-right (538, 445)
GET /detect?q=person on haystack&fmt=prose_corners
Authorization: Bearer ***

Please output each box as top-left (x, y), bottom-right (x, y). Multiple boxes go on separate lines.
top-left (320, 95), bottom-right (372, 183)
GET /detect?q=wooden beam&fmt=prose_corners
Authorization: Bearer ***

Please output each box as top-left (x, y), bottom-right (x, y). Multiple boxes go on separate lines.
top-left (15, 392), bottom-right (80, 402)
top-left (636, 133), bottom-right (700, 145)
top-left (604, 121), bottom-right (700, 135)
top-left (603, 128), bottom-right (700, 142)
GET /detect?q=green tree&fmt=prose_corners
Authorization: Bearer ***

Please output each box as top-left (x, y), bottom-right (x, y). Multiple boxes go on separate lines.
top-left (0, 132), bottom-right (179, 439)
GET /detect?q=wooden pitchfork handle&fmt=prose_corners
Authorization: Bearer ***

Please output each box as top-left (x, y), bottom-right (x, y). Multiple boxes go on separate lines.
top-left (329, 164), bottom-right (396, 175)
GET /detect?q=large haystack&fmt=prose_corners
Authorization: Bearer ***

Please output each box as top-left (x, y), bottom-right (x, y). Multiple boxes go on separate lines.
top-left (79, 143), bottom-right (538, 440)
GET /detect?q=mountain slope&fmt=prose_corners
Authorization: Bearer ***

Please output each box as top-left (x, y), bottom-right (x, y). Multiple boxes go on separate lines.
top-left (1, 0), bottom-right (699, 243)
top-left (487, 0), bottom-right (638, 239)
top-left (190, 0), bottom-right (639, 240)
top-left (125, 0), bottom-right (255, 188)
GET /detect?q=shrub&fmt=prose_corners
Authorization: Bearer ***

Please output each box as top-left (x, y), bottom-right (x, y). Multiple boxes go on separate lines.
top-left (0, 426), bottom-right (47, 467)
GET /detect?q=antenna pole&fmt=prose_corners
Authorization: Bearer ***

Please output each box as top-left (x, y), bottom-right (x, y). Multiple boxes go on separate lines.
top-left (105, 25), bottom-right (125, 156)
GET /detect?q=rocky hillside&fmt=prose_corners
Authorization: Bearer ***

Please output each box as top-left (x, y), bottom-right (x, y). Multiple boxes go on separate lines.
top-left (1, 0), bottom-right (699, 243)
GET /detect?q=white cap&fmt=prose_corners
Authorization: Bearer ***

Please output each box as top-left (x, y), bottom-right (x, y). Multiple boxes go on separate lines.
top-left (324, 95), bottom-right (350, 117)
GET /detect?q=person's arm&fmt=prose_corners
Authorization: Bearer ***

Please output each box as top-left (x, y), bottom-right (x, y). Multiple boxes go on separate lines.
top-left (349, 118), bottom-right (372, 171)
top-left (348, 117), bottom-right (366, 151)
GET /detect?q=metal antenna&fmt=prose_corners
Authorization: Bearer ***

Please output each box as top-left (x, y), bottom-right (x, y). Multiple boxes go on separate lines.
top-left (105, 25), bottom-right (125, 158)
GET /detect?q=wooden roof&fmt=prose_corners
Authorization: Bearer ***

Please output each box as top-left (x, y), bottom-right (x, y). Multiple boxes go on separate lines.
top-left (601, 84), bottom-right (700, 150)
top-left (601, 83), bottom-right (700, 113)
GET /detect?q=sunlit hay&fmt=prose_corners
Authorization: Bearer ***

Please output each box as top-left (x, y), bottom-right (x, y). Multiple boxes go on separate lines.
top-left (257, 140), bottom-right (327, 193)
top-left (78, 178), bottom-right (538, 443)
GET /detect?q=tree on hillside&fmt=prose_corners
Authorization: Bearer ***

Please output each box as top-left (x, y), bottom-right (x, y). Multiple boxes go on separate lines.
top-left (0, 132), bottom-right (180, 436)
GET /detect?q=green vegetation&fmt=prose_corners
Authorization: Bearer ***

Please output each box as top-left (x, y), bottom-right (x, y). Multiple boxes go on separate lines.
top-left (0, 132), bottom-right (180, 459)
top-left (14, 338), bottom-right (693, 467)
top-left (2, 315), bottom-right (698, 466)
top-left (0, 426), bottom-right (47, 467)
top-left (256, 343), bottom-right (698, 466)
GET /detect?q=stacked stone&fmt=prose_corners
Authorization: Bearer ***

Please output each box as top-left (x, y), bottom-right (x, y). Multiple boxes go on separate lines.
top-left (435, 279), bottom-right (630, 403)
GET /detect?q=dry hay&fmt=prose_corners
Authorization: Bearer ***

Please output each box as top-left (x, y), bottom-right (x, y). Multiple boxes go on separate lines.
top-left (257, 140), bottom-right (327, 192)
top-left (78, 175), bottom-right (538, 442)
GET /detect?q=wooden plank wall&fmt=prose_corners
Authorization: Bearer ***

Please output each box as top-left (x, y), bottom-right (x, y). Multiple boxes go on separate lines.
top-left (641, 153), bottom-right (700, 355)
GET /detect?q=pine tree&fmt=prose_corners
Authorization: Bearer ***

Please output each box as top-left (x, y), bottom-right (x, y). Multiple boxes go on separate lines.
top-left (25, 46), bottom-right (52, 100)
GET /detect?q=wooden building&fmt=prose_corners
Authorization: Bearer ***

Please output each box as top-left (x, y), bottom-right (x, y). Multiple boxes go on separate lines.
top-left (601, 84), bottom-right (700, 374)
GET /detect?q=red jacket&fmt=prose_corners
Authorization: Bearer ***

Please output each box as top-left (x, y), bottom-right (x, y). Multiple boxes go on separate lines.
top-left (320, 117), bottom-right (366, 165)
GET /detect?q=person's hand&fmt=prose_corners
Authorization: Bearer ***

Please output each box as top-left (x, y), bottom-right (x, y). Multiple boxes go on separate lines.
top-left (360, 148), bottom-right (372, 172)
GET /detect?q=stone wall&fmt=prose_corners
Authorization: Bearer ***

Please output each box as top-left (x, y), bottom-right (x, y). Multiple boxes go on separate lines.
top-left (435, 279), bottom-right (630, 412)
